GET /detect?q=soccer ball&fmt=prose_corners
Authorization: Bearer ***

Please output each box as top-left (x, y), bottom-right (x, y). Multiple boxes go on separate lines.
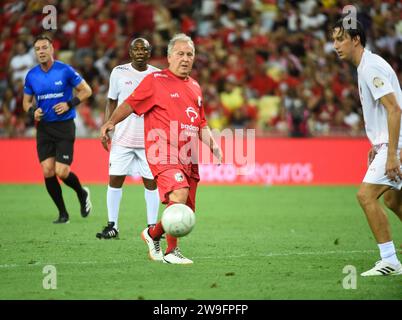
top-left (161, 203), bottom-right (195, 237)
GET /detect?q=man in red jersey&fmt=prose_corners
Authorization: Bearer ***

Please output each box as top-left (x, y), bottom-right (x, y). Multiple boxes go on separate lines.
top-left (101, 33), bottom-right (222, 264)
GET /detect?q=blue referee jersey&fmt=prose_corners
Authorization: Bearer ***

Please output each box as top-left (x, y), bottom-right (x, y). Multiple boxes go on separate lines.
top-left (24, 60), bottom-right (83, 122)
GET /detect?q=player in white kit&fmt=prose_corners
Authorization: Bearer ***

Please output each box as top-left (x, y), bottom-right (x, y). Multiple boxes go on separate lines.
top-left (332, 18), bottom-right (402, 276)
top-left (96, 38), bottom-right (160, 240)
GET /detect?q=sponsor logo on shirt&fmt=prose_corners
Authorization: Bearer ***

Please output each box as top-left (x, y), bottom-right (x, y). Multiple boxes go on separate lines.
top-left (181, 123), bottom-right (199, 132)
top-left (125, 81), bottom-right (133, 85)
top-left (373, 77), bottom-right (384, 88)
top-left (170, 92), bottom-right (180, 98)
top-left (154, 73), bottom-right (168, 78)
top-left (185, 106), bottom-right (198, 123)
top-left (55, 80), bottom-right (63, 85)
top-left (37, 92), bottom-right (64, 100)
top-left (116, 66), bottom-right (129, 71)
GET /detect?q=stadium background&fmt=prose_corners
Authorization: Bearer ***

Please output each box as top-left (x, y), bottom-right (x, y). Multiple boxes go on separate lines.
top-left (1, 0), bottom-right (402, 301)
top-left (2, 0), bottom-right (401, 185)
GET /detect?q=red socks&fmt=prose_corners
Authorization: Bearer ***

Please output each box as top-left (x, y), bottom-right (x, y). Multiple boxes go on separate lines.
top-left (165, 234), bottom-right (178, 254)
top-left (148, 222), bottom-right (164, 239)
top-left (148, 201), bottom-right (179, 254)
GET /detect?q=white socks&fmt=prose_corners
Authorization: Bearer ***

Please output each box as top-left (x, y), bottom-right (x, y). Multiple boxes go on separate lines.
top-left (144, 188), bottom-right (160, 225)
top-left (107, 186), bottom-right (123, 230)
top-left (378, 241), bottom-right (400, 266)
top-left (107, 186), bottom-right (159, 229)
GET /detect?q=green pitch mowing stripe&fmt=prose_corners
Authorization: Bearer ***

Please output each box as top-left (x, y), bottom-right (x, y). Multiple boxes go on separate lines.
top-left (0, 185), bottom-right (401, 299)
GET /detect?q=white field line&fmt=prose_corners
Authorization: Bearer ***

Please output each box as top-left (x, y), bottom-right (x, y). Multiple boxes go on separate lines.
top-left (0, 249), bottom-right (377, 269)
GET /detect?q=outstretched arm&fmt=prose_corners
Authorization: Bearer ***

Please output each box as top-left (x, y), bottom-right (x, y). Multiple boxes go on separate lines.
top-left (100, 102), bottom-right (133, 146)
top-left (200, 126), bottom-right (223, 164)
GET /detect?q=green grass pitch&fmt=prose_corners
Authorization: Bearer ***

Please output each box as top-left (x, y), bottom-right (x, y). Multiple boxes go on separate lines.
top-left (0, 184), bottom-right (401, 300)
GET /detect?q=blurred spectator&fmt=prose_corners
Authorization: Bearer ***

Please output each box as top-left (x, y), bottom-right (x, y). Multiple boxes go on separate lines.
top-left (2, 0), bottom-right (401, 138)
top-left (9, 41), bottom-right (35, 83)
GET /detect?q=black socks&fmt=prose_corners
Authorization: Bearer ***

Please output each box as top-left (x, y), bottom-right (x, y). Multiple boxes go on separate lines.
top-left (62, 172), bottom-right (85, 199)
top-left (44, 176), bottom-right (68, 217)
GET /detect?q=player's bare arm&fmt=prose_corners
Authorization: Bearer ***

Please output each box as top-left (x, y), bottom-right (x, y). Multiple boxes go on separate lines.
top-left (100, 102), bottom-right (133, 145)
top-left (101, 99), bottom-right (118, 151)
top-left (23, 93), bottom-right (43, 121)
top-left (53, 80), bottom-right (92, 115)
top-left (104, 99), bottom-right (118, 123)
top-left (200, 126), bottom-right (223, 163)
top-left (381, 92), bottom-right (402, 181)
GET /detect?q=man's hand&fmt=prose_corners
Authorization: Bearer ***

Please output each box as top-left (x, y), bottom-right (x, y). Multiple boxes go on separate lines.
top-left (101, 133), bottom-right (111, 151)
top-left (53, 102), bottom-right (70, 115)
top-left (100, 121), bottom-right (114, 152)
top-left (385, 153), bottom-right (402, 182)
top-left (368, 148), bottom-right (377, 167)
top-left (212, 146), bottom-right (223, 165)
top-left (34, 108), bottom-right (43, 121)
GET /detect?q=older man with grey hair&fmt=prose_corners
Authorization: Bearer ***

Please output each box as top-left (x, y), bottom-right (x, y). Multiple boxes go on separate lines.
top-left (101, 33), bottom-right (223, 264)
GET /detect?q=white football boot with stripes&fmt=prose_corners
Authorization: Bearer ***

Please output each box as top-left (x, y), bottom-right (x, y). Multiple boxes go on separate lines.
top-left (163, 247), bottom-right (193, 264)
top-left (141, 227), bottom-right (163, 261)
top-left (361, 260), bottom-right (402, 276)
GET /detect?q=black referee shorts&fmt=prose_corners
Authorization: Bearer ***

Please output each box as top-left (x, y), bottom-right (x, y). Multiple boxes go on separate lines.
top-left (36, 119), bottom-right (76, 165)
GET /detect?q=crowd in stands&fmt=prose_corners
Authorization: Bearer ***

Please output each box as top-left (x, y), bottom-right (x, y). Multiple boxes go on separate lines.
top-left (1, 0), bottom-right (401, 138)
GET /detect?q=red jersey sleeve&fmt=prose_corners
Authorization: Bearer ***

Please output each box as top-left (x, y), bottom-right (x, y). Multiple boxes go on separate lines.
top-left (124, 74), bottom-right (156, 116)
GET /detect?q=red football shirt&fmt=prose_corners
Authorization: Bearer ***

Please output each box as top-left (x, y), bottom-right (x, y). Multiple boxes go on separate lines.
top-left (124, 69), bottom-right (207, 180)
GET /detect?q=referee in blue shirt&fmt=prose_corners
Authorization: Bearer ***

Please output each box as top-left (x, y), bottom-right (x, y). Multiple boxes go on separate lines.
top-left (23, 34), bottom-right (93, 224)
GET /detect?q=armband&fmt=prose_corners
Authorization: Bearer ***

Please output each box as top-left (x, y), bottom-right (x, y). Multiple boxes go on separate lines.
top-left (67, 97), bottom-right (81, 109)
top-left (28, 106), bottom-right (37, 120)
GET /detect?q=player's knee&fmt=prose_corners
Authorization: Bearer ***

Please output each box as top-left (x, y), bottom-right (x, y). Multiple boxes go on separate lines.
top-left (109, 175), bottom-right (125, 188)
top-left (41, 164), bottom-right (55, 177)
top-left (143, 178), bottom-right (157, 190)
top-left (356, 190), bottom-right (370, 208)
top-left (55, 165), bottom-right (70, 179)
top-left (169, 188), bottom-right (189, 203)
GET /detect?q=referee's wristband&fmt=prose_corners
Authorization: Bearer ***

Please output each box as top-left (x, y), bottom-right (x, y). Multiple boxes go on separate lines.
top-left (28, 106), bottom-right (37, 120)
top-left (67, 97), bottom-right (81, 109)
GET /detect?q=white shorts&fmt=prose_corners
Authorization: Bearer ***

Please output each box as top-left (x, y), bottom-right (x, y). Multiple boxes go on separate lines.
top-left (109, 144), bottom-right (154, 179)
top-left (363, 144), bottom-right (402, 190)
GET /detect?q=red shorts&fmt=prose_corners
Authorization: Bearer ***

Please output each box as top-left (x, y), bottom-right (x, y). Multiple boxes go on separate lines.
top-left (155, 168), bottom-right (198, 212)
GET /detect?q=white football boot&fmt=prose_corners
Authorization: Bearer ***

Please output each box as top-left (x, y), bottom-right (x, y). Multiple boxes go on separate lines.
top-left (163, 247), bottom-right (193, 264)
top-left (141, 227), bottom-right (163, 261)
top-left (361, 260), bottom-right (402, 276)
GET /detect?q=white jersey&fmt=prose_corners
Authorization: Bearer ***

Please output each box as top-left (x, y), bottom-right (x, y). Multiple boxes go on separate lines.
top-left (108, 63), bottom-right (159, 148)
top-left (357, 49), bottom-right (402, 147)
